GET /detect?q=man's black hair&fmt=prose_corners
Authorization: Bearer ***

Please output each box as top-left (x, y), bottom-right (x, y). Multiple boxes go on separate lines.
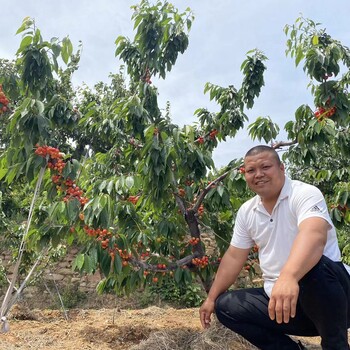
top-left (244, 145), bottom-right (281, 164)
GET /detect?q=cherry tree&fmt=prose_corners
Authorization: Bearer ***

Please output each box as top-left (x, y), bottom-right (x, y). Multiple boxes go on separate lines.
top-left (0, 4), bottom-right (349, 319)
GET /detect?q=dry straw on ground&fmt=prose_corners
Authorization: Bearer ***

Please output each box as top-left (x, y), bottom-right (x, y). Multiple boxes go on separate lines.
top-left (132, 318), bottom-right (257, 350)
top-left (0, 305), bottom-right (324, 349)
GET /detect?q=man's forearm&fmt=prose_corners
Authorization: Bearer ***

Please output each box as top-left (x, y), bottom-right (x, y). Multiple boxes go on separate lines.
top-left (207, 267), bottom-right (238, 301)
top-left (207, 245), bottom-right (250, 301)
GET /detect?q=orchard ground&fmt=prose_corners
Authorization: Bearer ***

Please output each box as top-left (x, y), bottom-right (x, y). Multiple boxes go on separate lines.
top-left (0, 298), bottom-right (328, 349)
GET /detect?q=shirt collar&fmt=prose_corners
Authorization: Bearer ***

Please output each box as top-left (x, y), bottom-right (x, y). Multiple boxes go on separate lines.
top-left (279, 176), bottom-right (291, 201)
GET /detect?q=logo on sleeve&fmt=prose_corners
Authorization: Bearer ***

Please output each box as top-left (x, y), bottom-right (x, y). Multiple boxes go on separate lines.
top-left (310, 205), bottom-right (321, 212)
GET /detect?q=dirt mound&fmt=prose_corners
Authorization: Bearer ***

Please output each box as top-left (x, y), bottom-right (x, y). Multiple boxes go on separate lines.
top-left (0, 306), bottom-right (323, 349)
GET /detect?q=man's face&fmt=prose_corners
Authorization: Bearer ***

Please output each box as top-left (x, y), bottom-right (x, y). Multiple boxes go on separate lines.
top-left (244, 151), bottom-right (285, 200)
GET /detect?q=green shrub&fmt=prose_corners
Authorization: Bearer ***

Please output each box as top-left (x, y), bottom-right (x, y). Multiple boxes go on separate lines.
top-left (338, 227), bottom-right (350, 265)
top-left (146, 275), bottom-right (206, 308)
top-left (51, 283), bottom-right (87, 309)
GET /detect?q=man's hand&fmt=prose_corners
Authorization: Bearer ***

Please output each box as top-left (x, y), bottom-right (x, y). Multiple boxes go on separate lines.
top-left (268, 276), bottom-right (299, 324)
top-left (268, 217), bottom-right (328, 324)
top-left (199, 298), bottom-right (215, 329)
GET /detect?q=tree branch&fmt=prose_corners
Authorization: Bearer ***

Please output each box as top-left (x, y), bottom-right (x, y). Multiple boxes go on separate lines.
top-left (272, 139), bottom-right (297, 149)
top-left (193, 170), bottom-right (232, 212)
top-left (129, 251), bottom-right (200, 271)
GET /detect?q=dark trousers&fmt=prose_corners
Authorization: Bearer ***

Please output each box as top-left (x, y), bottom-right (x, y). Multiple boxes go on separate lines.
top-left (215, 256), bottom-right (350, 350)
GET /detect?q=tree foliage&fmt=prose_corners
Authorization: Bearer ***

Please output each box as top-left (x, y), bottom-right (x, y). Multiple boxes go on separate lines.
top-left (0, 6), bottom-right (349, 305)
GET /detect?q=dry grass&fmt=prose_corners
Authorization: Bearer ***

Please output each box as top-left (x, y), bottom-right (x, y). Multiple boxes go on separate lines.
top-left (132, 318), bottom-right (258, 350)
top-left (0, 305), bottom-right (325, 350)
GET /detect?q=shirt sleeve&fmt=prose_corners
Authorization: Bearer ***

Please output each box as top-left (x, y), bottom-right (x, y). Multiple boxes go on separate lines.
top-left (293, 184), bottom-right (333, 227)
top-left (230, 206), bottom-right (255, 249)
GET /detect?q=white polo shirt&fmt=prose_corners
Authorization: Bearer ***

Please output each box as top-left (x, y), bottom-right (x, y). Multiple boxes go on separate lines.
top-left (231, 177), bottom-right (349, 297)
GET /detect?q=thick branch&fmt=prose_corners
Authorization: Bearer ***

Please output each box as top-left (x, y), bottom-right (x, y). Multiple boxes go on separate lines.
top-left (272, 139), bottom-right (297, 149)
top-left (129, 251), bottom-right (200, 271)
top-left (184, 209), bottom-right (205, 256)
top-left (193, 170), bottom-right (230, 211)
top-left (170, 170), bottom-right (186, 215)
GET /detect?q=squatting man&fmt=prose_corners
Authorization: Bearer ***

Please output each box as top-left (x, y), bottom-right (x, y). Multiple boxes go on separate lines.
top-left (199, 145), bottom-right (350, 350)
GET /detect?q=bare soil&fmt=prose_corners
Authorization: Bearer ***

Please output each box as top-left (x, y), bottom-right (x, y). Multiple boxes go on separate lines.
top-left (0, 305), bottom-right (325, 350)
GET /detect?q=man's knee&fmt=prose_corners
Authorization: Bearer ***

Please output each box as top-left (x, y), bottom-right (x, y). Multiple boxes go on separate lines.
top-left (215, 292), bottom-right (231, 318)
top-left (215, 289), bottom-right (265, 321)
top-left (298, 255), bottom-right (350, 333)
top-left (299, 255), bottom-right (349, 293)
top-left (214, 291), bottom-right (241, 329)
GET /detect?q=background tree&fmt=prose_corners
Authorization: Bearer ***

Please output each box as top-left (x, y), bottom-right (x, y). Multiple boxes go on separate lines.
top-left (250, 16), bottom-right (350, 254)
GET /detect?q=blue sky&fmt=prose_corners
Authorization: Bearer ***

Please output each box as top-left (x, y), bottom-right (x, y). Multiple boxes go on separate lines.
top-left (1, 0), bottom-right (350, 167)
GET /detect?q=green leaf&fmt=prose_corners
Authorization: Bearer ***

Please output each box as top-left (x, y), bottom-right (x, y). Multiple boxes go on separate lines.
top-left (33, 28), bottom-right (41, 44)
top-left (89, 247), bottom-right (98, 267)
top-left (57, 201), bottom-right (66, 214)
top-left (312, 35), bottom-right (319, 45)
top-left (83, 255), bottom-right (94, 273)
top-left (100, 252), bottom-right (112, 276)
top-left (125, 176), bottom-right (134, 188)
top-left (73, 253), bottom-right (85, 270)
top-left (115, 35), bottom-right (125, 46)
top-left (61, 37), bottom-right (73, 64)
top-left (66, 234), bottom-right (75, 245)
top-left (174, 267), bottom-right (182, 283)
top-left (183, 269), bottom-right (192, 283)
top-left (133, 15), bottom-right (143, 30)
top-left (18, 36), bottom-right (33, 52)
top-left (217, 185), bottom-right (224, 197)
top-left (99, 180), bottom-right (107, 192)
top-left (295, 48), bottom-right (304, 66)
top-left (339, 191), bottom-right (349, 206)
top-left (66, 198), bottom-right (80, 222)
top-left (113, 253), bottom-right (123, 273)
top-left (6, 165), bottom-right (19, 184)
top-left (186, 18), bottom-right (192, 31)
top-left (96, 279), bottom-right (107, 295)
top-left (51, 44), bottom-right (61, 58)
top-left (333, 208), bottom-right (342, 222)
top-left (62, 161), bottom-right (72, 178)
top-left (16, 17), bottom-right (33, 34)
top-left (36, 99), bottom-right (45, 114)
top-left (344, 210), bottom-right (350, 224)
top-left (0, 168), bottom-right (7, 181)
top-left (107, 180), bottom-right (114, 194)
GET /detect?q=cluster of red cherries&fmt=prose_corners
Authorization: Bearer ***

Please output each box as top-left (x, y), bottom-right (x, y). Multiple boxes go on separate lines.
top-left (0, 84), bottom-right (9, 114)
top-left (191, 255), bottom-right (209, 269)
top-left (314, 105), bottom-right (337, 121)
top-left (196, 129), bottom-right (219, 144)
top-left (35, 145), bottom-right (88, 206)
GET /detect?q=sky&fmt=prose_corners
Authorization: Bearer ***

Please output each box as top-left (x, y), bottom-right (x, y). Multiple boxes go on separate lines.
top-left (1, 0), bottom-right (350, 168)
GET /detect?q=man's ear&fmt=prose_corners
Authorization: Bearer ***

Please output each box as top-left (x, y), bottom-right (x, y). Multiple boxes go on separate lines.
top-left (280, 163), bottom-right (285, 172)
